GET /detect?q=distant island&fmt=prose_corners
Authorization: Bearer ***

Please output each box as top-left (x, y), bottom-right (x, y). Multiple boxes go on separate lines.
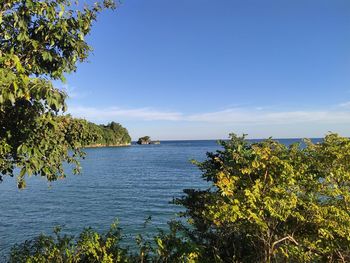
top-left (86, 121), bottom-right (131, 147)
top-left (137, 136), bottom-right (160, 145)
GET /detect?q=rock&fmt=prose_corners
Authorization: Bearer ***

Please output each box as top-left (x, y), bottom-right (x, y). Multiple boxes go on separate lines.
top-left (137, 136), bottom-right (160, 145)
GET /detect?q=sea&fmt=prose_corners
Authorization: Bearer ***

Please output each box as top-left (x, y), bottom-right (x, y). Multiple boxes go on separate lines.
top-left (0, 139), bottom-right (321, 258)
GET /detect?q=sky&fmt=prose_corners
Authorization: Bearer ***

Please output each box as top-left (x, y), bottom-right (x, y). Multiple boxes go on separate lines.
top-left (60, 0), bottom-right (350, 140)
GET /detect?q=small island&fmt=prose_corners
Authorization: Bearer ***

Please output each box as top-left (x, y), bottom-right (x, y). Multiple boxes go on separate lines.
top-left (137, 136), bottom-right (160, 145)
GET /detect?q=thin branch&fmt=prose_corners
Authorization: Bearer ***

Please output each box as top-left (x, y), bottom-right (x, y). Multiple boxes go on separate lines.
top-left (271, 235), bottom-right (299, 251)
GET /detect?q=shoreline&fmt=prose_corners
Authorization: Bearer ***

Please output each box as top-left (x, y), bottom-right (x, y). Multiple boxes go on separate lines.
top-left (84, 143), bottom-right (131, 148)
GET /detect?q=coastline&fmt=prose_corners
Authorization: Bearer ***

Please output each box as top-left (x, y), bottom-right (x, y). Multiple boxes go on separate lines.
top-left (84, 143), bottom-right (131, 148)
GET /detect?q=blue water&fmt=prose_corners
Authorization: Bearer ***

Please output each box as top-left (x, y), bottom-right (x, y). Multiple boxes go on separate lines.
top-left (0, 139), bottom-right (320, 258)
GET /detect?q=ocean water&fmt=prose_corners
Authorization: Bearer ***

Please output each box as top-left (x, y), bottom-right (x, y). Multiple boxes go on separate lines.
top-left (0, 139), bottom-right (320, 258)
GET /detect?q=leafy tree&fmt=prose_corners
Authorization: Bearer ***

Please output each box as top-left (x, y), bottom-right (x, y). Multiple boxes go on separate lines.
top-left (87, 121), bottom-right (131, 146)
top-left (102, 122), bottom-right (131, 145)
top-left (0, 0), bottom-right (115, 187)
top-left (176, 133), bottom-right (350, 262)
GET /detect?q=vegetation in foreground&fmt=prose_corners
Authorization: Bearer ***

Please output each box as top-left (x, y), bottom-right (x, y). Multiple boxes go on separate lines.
top-left (8, 133), bottom-right (350, 262)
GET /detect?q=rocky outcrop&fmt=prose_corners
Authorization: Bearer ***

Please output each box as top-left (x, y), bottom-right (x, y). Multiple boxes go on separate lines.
top-left (137, 136), bottom-right (160, 145)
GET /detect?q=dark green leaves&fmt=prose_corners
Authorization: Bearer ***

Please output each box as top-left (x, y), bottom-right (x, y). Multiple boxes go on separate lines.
top-left (0, 0), bottom-right (116, 80)
top-left (0, 0), bottom-right (115, 187)
top-left (87, 121), bottom-right (131, 146)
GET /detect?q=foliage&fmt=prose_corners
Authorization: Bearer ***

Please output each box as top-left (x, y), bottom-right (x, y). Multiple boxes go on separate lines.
top-left (0, 0), bottom-right (115, 187)
top-left (176, 133), bottom-right (350, 262)
top-left (87, 121), bottom-right (131, 146)
top-left (9, 221), bottom-right (199, 263)
top-left (9, 222), bottom-right (131, 263)
top-left (152, 221), bottom-right (200, 263)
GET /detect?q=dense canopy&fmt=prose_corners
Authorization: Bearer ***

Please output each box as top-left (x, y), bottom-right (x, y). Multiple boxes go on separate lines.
top-left (0, 0), bottom-right (115, 187)
top-left (87, 121), bottom-right (131, 146)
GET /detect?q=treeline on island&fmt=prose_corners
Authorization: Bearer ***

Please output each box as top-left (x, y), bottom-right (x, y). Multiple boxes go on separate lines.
top-left (86, 121), bottom-right (131, 147)
top-left (58, 117), bottom-right (131, 148)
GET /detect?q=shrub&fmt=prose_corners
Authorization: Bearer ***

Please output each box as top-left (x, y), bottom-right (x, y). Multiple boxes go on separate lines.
top-left (177, 134), bottom-right (350, 262)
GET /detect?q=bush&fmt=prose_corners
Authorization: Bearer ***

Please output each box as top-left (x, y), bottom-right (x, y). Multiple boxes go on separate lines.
top-left (177, 133), bottom-right (350, 262)
top-left (9, 222), bottom-right (130, 263)
top-left (9, 221), bottom-right (199, 263)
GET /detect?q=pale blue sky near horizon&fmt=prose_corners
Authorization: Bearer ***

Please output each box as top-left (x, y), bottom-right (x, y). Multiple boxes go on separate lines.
top-left (61, 0), bottom-right (350, 140)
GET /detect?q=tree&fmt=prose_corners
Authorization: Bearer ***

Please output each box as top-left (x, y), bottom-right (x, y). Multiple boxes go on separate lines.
top-left (176, 134), bottom-right (350, 262)
top-left (0, 0), bottom-right (115, 188)
top-left (86, 121), bottom-right (131, 146)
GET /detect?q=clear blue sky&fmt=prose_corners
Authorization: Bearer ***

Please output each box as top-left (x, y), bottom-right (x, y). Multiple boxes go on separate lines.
top-left (62, 0), bottom-right (350, 140)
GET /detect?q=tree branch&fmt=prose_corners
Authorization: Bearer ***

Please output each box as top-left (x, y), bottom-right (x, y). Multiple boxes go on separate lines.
top-left (272, 235), bottom-right (299, 251)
